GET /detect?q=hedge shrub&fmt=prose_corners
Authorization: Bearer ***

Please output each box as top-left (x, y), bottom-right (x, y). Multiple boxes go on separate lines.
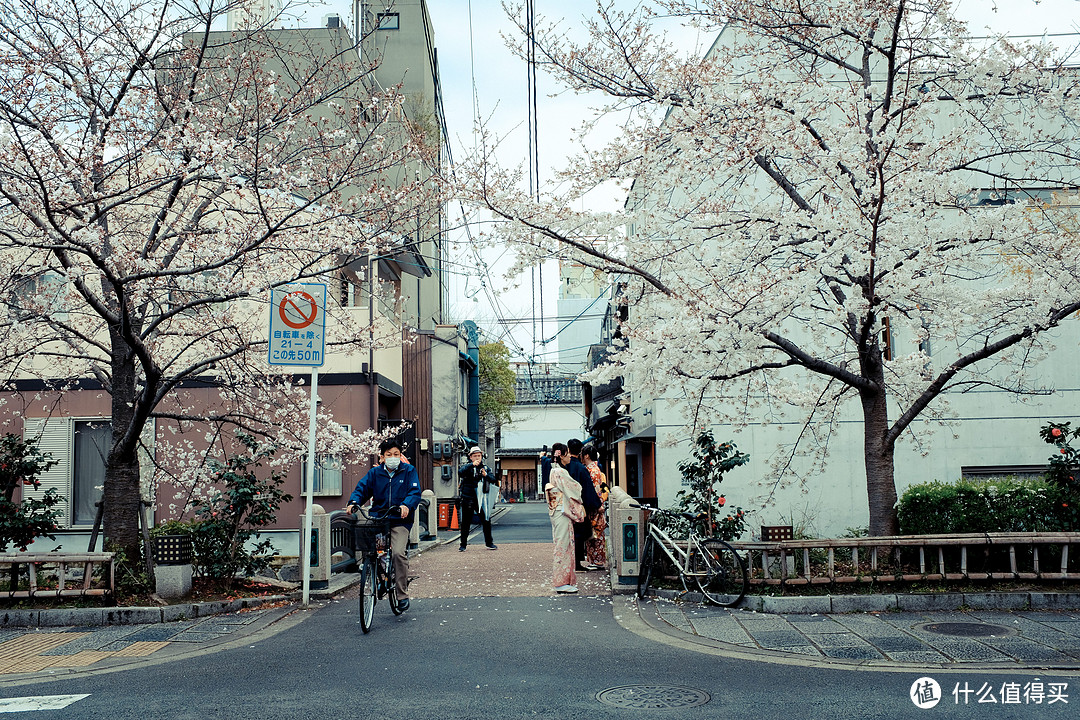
top-left (897, 477), bottom-right (1078, 535)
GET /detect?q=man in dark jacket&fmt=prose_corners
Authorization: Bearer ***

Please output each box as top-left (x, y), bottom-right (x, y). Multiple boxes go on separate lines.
top-left (540, 443), bottom-right (567, 491)
top-left (346, 439), bottom-right (422, 612)
top-left (457, 446), bottom-right (497, 551)
top-left (565, 438), bottom-right (602, 570)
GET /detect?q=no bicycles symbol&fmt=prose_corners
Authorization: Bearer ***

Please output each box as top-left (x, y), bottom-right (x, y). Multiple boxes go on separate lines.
top-left (268, 283), bottom-right (326, 367)
top-left (278, 290), bottom-right (319, 329)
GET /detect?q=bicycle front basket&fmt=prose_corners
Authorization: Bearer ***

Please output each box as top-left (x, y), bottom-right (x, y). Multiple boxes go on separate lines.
top-left (354, 519), bottom-right (380, 553)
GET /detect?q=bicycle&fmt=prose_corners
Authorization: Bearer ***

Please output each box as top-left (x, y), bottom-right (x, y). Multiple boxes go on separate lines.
top-left (631, 503), bottom-right (749, 607)
top-left (349, 506), bottom-right (405, 633)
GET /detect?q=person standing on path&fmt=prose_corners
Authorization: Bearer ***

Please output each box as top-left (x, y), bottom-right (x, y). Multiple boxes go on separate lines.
top-left (565, 438), bottom-right (602, 571)
top-left (581, 445), bottom-right (608, 570)
top-left (545, 462), bottom-right (584, 592)
top-left (346, 439), bottom-right (422, 613)
top-left (457, 446), bottom-right (498, 551)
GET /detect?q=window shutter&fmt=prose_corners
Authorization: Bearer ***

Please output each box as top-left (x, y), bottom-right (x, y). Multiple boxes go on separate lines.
top-left (22, 417), bottom-right (73, 527)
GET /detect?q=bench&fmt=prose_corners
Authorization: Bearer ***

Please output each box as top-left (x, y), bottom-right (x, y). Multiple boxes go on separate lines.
top-left (0, 552), bottom-right (116, 602)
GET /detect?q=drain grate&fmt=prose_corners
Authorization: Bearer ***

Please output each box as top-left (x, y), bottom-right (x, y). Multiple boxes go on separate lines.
top-left (916, 622), bottom-right (1016, 638)
top-left (596, 685), bottom-right (711, 709)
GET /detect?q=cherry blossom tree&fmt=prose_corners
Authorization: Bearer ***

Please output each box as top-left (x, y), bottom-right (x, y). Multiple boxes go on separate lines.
top-left (458, 0), bottom-right (1080, 535)
top-left (0, 0), bottom-right (439, 559)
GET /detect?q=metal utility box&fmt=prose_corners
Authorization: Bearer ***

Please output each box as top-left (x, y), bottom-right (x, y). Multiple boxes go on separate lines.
top-left (608, 487), bottom-right (643, 583)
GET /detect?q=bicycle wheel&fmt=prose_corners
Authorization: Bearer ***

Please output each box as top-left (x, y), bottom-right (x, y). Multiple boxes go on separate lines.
top-left (689, 538), bottom-right (748, 607)
top-left (386, 554), bottom-right (403, 615)
top-left (637, 535), bottom-right (655, 599)
top-left (359, 557), bottom-right (377, 633)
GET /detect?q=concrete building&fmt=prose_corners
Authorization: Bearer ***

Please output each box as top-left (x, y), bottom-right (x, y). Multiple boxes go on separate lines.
top-left (555, 261), bottom-right (610, 374)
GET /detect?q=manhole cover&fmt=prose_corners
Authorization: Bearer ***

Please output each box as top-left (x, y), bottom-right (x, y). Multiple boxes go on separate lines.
top-left (596, 685), bottom-right (711, 709)
top-left (916, 622), bottom-right (1016, 638)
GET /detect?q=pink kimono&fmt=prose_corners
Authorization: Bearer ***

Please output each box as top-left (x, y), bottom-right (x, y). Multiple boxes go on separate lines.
top-left (546, 466), bottom-right (584, 589)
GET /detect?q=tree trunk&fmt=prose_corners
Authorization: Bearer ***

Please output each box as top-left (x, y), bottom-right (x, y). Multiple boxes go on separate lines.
top-left (860, 384), bottom-right (899, 537)
top-left (104, 336), bottom-right (143, 564)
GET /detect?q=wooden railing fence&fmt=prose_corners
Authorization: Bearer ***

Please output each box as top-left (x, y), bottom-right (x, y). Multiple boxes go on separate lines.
top-left (730, 533), bottom-right (1080, 586)
top-left (1, 552), bottom-right (116, 601)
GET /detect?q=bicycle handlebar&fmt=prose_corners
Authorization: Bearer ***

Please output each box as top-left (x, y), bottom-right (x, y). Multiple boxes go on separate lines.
top-left (347, 505), bottom-right (403, 522)
top-left (629, 503), bottom-right (706, 523)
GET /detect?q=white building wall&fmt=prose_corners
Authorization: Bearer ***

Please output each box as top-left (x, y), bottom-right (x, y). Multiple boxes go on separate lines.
top-left (649, 334), bottom-right (1080, 537)
top-left (502, 404), bottom-right (586, 450)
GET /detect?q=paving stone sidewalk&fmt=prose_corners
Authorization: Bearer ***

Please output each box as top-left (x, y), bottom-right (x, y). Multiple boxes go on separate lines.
top-left (0, 602), bottom-right (295, 678)
top-left (640, 598), bottom-right (1080, 669)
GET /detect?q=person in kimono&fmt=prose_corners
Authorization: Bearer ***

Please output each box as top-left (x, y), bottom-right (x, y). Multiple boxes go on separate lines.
top-left (581, 445), bottom-right (609, 570)
top-left (546, 460), bottom-right (584, 593)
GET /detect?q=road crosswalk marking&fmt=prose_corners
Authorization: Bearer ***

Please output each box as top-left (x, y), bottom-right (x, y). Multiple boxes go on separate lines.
top-left (0, 695), bottom-right (90, 713)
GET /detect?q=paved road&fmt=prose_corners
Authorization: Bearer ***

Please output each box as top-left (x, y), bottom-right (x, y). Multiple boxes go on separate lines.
top-left (4, 592), bottom-right (1077, 719)
top-left (466, 499), bottom-right (555, 544)
top-left (1, 503), bottom-right (1078, 718)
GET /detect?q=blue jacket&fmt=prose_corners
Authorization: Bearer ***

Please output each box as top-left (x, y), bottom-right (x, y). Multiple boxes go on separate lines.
top-left (349, 461), bottom-right (422, 528)
top-left (540, 455), bottom-right (554, 489)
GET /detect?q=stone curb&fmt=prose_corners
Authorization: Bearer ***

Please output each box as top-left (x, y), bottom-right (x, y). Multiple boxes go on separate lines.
top-left (643, 588), bottom-right (1080, 613)
top-left (0, 594), bottom-right (292, 629)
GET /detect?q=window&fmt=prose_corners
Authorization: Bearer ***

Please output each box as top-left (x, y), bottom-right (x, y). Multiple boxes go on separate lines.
top-left (9, 271), bottom-right (69, 321)
top-left (22, 417), bottom-right (110, 528)
top-left (338, 260), bottom-right (369, 308)
top-left (301, 455), bottom-right (344, 496)
top-left (377, 12), bottom-right (399, 30)
top-left (72, 421), bottom-right (109, 526)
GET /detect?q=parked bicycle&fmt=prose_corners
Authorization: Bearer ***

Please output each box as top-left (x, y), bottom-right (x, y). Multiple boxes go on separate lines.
top-left (631, 503), bottom-right (748, 607)
top-left (348, 505), bottom-right (405, 633)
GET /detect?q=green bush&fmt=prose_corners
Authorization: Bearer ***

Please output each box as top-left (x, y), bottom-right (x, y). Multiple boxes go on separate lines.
top-left (660, 431), bottom-right (750, 541)
top-left (897, 477), bottom-right (1078, 535)
top-left (190, 435), bottom-right (291, 589)
top-left (0, 434), bottom-right (62, 552)
top-left (150, 518), bottom-right (198, 538)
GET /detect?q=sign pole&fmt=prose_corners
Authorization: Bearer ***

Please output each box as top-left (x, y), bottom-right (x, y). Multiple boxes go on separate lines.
top-left (301, 367), bottom-right (319, 607)
top-left (267, 282), bottom-right (325, 609)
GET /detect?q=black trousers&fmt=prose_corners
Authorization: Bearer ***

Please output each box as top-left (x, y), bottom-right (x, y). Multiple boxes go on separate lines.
top-left (459, 495), bottom-right (494, 548)
top-left (574, 509), bottom-right (595, 566)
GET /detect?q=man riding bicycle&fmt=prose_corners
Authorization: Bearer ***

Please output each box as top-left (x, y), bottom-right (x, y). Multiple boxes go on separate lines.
top-left (345, 439), bottom-right (422, 613)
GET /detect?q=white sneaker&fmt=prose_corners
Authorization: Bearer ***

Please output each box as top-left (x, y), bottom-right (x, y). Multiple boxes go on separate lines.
top-left (554, 584), bottom-right (578, 593)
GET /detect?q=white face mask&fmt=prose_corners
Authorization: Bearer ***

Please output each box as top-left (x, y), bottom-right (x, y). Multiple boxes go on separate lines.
top-left (384, 457), bottom-right (401, 471)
